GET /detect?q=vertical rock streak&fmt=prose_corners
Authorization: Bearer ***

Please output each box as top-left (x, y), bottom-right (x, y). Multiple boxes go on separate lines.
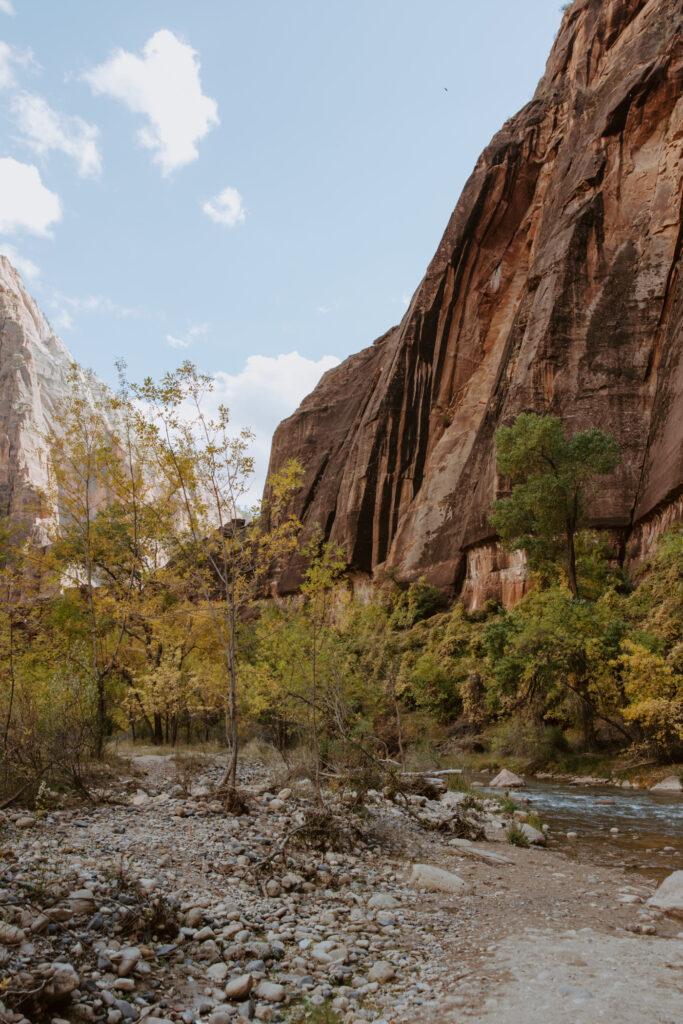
top-left (269, 0), bottom-right (682, 603)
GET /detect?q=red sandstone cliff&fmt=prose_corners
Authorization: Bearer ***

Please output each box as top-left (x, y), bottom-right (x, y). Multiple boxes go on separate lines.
top-left (266, 0), bottom-right (683, 606)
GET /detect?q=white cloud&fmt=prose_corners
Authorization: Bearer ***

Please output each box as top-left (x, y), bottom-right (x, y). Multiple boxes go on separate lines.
top-left (0, 158), bottom-right (61, 235)
top-left (207, 351), bottom-right (340, 500)
top-left (0, 2), bottom-right (15, 16)
top-left (0, 242), bottom-right (40, 280)
top-left (0, 41), bottom-right (36, 89)
top-left (316, 303), bottom-right (338, 315)
top-left (52, 292), bottom-right (144, 317)
top-left (166, 322), bottom-right (208, 349)
top-left (167, 333), bottom-right (189, 350)
top-left (203, 186), bottom-right (245, 228)
top-left (84, 29), bottom-right (219, 176)
top-left (52, 308), bottom-right (73, 331)
top-left (0, 41), bottom-right (14, 87)
top-left (12, 93), bottom-right (102, 178)
top-left (50, 291), bottom-right (155, 330)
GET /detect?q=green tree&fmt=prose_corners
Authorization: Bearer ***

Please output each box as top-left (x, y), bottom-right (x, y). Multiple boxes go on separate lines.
top-left (483, 586), bottom-right (631, 748)
top-left (134, 361), bottom-right (302, 795)
top-left (490, 413), bottom-right (620, 599)
top-left (44, 367), bottom-right (137, 757)
top-left (296, 534), bottom-right (347, 800)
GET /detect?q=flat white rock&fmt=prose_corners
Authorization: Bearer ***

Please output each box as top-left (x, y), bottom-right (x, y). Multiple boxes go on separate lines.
top-left (520, 823), bottom-right (546, 846)
top-left (647, 870), bottom-right (683, 918)
top-left (490, 769), bottom-right (525, 788)
top-left (650, 776), bottom-right (682, 792)
top-left (368, 893), bottom-right (399, 910)
top-left (409, 863), bottom-right (468, 893)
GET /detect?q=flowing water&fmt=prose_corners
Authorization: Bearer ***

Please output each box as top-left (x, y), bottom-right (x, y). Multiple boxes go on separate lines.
top-left (476, 776), bottom-right (683, 881)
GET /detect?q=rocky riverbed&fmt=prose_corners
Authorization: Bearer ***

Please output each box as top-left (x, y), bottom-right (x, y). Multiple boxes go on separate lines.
top-left (0, 755), bottom-right (681, 1024)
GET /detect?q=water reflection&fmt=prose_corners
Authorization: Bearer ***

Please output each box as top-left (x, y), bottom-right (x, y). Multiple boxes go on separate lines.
top-left (476, 775), bottom-right (683, 881)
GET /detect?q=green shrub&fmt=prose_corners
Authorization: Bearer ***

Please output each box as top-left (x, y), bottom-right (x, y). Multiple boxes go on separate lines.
top-left (446, 773), bottom-right (472, 794)
top-left (389, 579), bottom-right (448, 629)
top-left (496, 793), bottom-right (518, 815)
top-left (489, 718), bottom-right (570, 765)
top-left (506, 823), bottom-right (530, 848)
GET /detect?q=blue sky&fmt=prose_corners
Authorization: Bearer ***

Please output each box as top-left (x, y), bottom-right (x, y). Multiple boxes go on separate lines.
top-left (0, 0), bottom-right (565, 490)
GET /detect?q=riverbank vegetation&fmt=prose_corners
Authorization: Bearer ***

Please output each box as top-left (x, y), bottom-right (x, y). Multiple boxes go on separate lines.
top-left (0, 368), bottom-right (680, 806)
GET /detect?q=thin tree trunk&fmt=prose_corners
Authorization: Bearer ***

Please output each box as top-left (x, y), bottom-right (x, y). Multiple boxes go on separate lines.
top-left (96, 675), bottom-right (105, 759)
top-left (3, 609), bottom-right (16, 773)
top-left (220, 606), bottom-right (239, 791)
top-left (391, 681), bottom-right (405, 767)
top-left (311, 624), bottom-right (322, 804)
top-left (567, 529), bottom-right (579, 600)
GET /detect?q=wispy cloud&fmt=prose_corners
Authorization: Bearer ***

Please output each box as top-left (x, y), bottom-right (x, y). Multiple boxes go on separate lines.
top-left (166, 333), bottom-right (189, 350)
top-left (50, 291), bottom-right (157, 331)
top-left (12, 93), bottom-right (102, 178)
top-left (203, 186), bottom-right (245, 228)
top-left (0, 41), bottom-right (37, 90)
top-left (315, 302), bottom-right (339, 315)
top-left (84, 29), bottom-right (218, 176)
top-left (166, 322), bottom-right (209, 349)
top-left (52, 308), bottom-right (73, 332)
top-left (0, 2), bottom-right (15, 17)
top-left (0, 242), bottom-right (40, 280)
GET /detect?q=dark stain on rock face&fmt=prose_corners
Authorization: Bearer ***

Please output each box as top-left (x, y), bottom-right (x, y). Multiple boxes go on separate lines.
top-left (266, 0), bottom-right (683, 605)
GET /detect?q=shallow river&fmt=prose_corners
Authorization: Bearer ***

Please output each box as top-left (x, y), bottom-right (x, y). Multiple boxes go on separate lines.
top-left (476, 776), bottom-right (683, 881)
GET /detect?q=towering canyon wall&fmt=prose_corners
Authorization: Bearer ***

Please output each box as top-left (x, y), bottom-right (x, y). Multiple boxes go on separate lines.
top-left (267, 0), bottom-right (683, 605)
top-left (0, 256), bottom-right (112, 537)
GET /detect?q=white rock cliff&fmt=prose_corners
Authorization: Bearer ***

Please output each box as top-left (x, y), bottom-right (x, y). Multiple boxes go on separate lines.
top-left (0, 256), bottom-right (113, 536)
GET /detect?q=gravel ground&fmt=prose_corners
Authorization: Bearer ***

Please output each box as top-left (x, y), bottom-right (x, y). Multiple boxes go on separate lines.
top-left (0, 754), bottom-right (680, 1024)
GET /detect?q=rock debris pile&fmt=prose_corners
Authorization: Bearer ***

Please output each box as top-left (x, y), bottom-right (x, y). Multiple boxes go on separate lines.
top-left (0, 757), bottom-right (516, 1024)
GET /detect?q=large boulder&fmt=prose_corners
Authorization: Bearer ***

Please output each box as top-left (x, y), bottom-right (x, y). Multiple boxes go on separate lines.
top-left (408, 863), bottom-right (468, 894)
top-left (490, 769), bottom-right (525, 789)
top-left (519, 823), bottom-right (546, 846)
top-left (647, 871), bottom-right (683, 919)
top-left (650, 777), bottom-right (682, 792)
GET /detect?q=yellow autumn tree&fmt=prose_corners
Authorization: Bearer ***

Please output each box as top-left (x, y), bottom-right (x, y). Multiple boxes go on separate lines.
top-left (617, 641), bottom-right (683, 756)
top-left (134, 361), bottom-right (302, 797)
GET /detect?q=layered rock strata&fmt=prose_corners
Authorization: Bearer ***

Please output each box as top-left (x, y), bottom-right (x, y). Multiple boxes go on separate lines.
top-left (267, 0), bottom-right (683, 605)
top-left (0, 257), bottom-right (112, 536)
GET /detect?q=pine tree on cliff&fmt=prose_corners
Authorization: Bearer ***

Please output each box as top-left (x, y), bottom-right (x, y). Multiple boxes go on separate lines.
top-left (490, 414), bottom-right (620, 599)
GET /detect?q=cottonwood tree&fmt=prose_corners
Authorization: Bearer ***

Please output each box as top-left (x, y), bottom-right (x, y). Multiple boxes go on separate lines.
top-left (134, 362), bottom-right (301, 797)
top-left (292, 535), bottom-right (347, 800)
top-left (490, 413), bottom-right (620, 599)
top-left (44, 367), bottom-right (138, 758)
top-left (242, 535), bottom-right (351, 801)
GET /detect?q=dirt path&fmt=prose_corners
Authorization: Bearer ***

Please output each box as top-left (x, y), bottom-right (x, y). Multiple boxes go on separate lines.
top-left (386, 842), bottom-right (682, 1022)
